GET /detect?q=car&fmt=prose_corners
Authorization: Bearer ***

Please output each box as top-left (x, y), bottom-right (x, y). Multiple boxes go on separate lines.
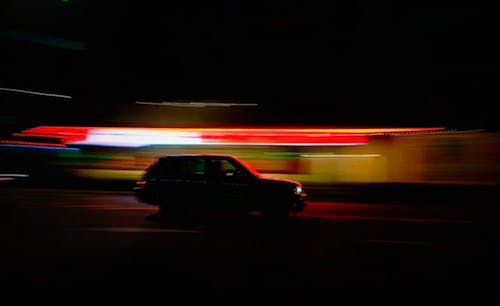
top-left (134, 154), bottom-right (307, 218)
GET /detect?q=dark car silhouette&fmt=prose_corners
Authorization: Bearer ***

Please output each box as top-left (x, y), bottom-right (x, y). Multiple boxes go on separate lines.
top-left (134, 154), bottom-right (307, 218)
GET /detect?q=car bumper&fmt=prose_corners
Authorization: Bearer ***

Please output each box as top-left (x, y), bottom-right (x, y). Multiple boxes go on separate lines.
top-left (291, 192), bottom-right (308, 212)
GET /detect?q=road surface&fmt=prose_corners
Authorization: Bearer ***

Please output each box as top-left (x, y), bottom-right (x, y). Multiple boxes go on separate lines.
top-left (0, 188), bottom-right (498, 305)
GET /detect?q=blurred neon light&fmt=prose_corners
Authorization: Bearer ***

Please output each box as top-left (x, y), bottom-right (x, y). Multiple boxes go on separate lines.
top-left (15, 126), bottom-right (448, 148)
top-left (0, 87), bottom-right (72, 99)
top-left (17, 127), bottom-right (90, 143)
top-left (70, 129), bottom-right (203, 147)
top-left (200, 133), bottom-right (367, 146)
top-left (21, 126), bottom-right (446, 135)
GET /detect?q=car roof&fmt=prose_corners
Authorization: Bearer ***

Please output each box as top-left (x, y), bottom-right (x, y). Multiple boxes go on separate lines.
top-left (155, 154), bottom-right (261, 177)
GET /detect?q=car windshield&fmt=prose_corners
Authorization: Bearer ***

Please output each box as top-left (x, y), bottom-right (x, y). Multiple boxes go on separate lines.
top-left (231, 156), bottom-right (261, 179)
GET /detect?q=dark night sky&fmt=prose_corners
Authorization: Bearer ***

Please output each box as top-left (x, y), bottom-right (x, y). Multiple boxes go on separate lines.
top-left (1, 1), bottom-right (498, 129)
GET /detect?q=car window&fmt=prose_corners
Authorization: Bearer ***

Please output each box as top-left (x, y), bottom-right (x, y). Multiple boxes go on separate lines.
top-left (207, 158), bottom-right (251, 180)
top-left (220, 159), bottom-right (238, 172)
top-left (148, 157), bottom-right (206, 179)
top-left (176, 158), bottom-right (206, 179)
top-left (186, 158), bottom-right (206, 176)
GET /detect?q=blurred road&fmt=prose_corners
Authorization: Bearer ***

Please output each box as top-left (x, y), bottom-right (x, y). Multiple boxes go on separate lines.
top-left (0, 188), bottom-right (498, 305)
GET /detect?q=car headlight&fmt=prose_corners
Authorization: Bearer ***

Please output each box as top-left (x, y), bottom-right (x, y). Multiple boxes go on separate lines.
top-left (294, 186), bottom-right (303, 195)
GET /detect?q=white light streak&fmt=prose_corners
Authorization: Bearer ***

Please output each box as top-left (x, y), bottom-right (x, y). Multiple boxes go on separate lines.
top-left (0, 87), bottom-right (72, 99)
top-left (136, 101), bottom-right (258, 107)
top-left (0, 174), bottom-right (30, 177)
top-left (69, 129), bottom-right (203, 147)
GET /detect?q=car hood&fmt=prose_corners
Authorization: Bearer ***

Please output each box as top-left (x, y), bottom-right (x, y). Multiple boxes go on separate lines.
top-left (258, 176), bottom-right (301, 187)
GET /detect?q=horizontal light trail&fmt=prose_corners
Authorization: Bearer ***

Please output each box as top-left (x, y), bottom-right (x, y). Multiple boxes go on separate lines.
top-left (0, 87), bottom-right (72, 99)
top-left (136, 101), bottom-right (258, 107)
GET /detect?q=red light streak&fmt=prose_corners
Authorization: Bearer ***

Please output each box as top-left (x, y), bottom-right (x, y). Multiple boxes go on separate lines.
top-left (13, 126), bottom-right (448, 147)
top-left (0, 140), bottom-right (67, 147)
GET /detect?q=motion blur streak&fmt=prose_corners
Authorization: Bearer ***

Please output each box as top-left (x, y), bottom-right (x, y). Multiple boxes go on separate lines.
top-left (300, 154), bottom-right (381, 158)
top-left (19, 126), bottom-right (448, 136)
top-left (0, 87), bottom-right (72, 99)
top-left (0, 174), bottom-right (29, 177)
top-left (0, 140), bottom-right (66, 147)
top-left (0, 144), bottom-right (80, 152)
top-left (136, 101), bottom-right (259, 107)
top-left (1, 126), bottom-right (499, 187)
top-left (16, 126), bottom-right (374, 146)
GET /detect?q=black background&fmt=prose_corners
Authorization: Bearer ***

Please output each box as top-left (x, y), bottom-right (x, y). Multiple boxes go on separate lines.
top-left (1, 1), bottom-right (497, 129)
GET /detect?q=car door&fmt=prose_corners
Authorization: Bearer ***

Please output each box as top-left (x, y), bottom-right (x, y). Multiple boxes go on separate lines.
top-left (205, 157), bottom-right (257, 213)
top-left (176, 157), bottom-right (208, 209)
top-left (153, 157), bottom-right (207, 209)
